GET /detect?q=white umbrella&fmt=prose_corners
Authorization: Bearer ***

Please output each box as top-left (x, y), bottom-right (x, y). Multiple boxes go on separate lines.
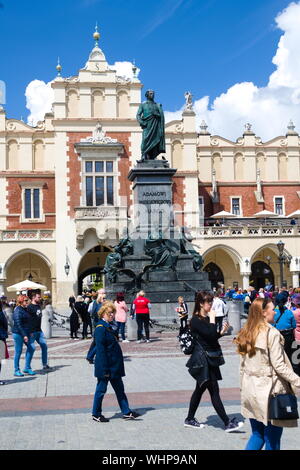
top-left (7, 280), bottom-right (47, 292)
top-left (254, 209), bottom-right (277, 225)
top-left (211, 210), bottom-right (235, 217)
top-left (211, 210), bottom-right (235, 225)
top-left (287, 210), bottom-right (300, 218)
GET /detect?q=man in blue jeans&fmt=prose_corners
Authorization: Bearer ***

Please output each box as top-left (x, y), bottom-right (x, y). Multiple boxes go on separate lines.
top-left (26, 290), bottom-right (51, 371)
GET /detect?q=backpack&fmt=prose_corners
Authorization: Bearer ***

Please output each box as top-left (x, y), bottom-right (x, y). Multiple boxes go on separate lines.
top-left (178, 325), bottom-right (195, 355)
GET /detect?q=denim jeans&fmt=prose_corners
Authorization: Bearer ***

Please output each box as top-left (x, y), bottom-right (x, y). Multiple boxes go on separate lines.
top-left (26, 331), bottom-right (48, 368)
top-left (12, 333), bottom-right (35, 372)
top-left (245, 419), bottom-right (283, 450)
top-left (117, 322), bottom-right (126, 340)
top-left (92, 376), bottom-right (131, 417)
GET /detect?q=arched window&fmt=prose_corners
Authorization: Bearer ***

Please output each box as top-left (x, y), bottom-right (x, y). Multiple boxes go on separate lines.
top-left (278, 153), bottom-right (288, 181)
top-left (212, 153), bottom-right (221, 180)
top-left (117, 91), bottom-right (129, 118)
top-left (256, 153), bottom-right (266, 180)
top-left (33, 140), bottom-right (44, 170)
top-left (204, 262), bottom-right (224, 289)
top-left (92, 90), bottom-right (104, 118)
top-left (172, 140), bottom-right (182, 169)
top-left (67, 90), bottom-right (78, 117)
top-left (234, 153), bottom-right (244, 180)
top-left (250, 261), bottom-right (274, 290)
top-left (7, 140), bottom-right (18, 169)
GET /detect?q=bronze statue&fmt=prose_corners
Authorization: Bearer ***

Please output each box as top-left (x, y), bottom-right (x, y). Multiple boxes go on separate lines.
top-left (144, 233), bottom-right (179, 271)
top-left (103, 236), bottom-right (134, 282)
top-left (136, 90), bottom-right (166, 161)
top-left (180, 227), bottom-right (203, 272)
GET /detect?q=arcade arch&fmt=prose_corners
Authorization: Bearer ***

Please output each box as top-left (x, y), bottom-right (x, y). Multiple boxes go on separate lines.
top-left (4, 250), bottom-right (52, 297)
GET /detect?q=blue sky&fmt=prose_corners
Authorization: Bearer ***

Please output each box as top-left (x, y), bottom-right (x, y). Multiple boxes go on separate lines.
top-left (0, 0), bottom-right (295, 131)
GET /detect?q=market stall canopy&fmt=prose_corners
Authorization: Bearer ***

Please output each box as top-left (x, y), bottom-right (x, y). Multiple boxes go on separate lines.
top-left (7, 280), bottom-right (47, 292)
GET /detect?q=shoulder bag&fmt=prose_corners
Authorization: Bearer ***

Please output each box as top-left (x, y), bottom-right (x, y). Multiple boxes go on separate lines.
top-left (267, 329), bottom-right (299, 420)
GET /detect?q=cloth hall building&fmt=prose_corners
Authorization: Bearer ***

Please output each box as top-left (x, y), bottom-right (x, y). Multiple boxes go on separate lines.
top-left (0, 32), bottom-right (300, 313)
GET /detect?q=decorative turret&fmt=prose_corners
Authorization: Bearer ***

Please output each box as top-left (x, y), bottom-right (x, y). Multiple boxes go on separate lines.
top-left (286, 119), bottom-right (298, 136)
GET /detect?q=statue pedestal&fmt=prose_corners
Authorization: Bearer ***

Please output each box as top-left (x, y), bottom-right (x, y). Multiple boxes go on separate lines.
top-left (105, 159), bottom-right (211, 323)
top-left (128, 160), bottom-right (177, 241)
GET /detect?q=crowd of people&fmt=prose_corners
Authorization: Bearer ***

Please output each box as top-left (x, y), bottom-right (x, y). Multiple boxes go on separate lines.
top-left (0, 289), bottom-right (51, 384)
top-left (1, 281), bottom-right (300, 450)
top-left (68, 289), bottom-right (152, 344)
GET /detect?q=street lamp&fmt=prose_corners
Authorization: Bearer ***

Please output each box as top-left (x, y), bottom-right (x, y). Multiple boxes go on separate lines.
top-left (64, 260), bottom-right (70, 276)
top-left (277, 240), bottom-right (285, 287)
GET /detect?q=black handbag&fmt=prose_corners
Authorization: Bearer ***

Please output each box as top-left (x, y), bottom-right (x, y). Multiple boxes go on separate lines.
top-left (267, 330), bottom-right (299, 420)
top-left (205, 349), bottom-right (225, 367)
top-left (269, 393), bottom-right (299, 420)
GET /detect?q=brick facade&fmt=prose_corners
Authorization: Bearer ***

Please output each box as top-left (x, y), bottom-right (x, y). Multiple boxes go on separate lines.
top-left (200, 183), bottom-right (300, 217)
top-left (67, 132), bottom-right (132, 218)
top-left (172, 176), bottom-right (186, 226)
top-left (6, 175), bottom-right (55, 229)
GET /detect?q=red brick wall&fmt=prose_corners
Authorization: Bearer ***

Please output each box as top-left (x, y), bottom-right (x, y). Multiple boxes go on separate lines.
top-left (67, 132), bottom-right (89, 217)
top-left (67, 132), bottom-right (132, 217)
top-left (173, 176), bottom-right (185, 226)
top-left (110, 132), bottom-right (131, 208)
top-left (6, 176), bottom-right (55, 229)
top-left (201, 184), bottom-right (300, 217)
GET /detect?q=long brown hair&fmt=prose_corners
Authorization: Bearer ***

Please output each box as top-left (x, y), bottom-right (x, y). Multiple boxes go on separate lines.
top-left (234, 297), bottom-right (272, 357)
top-left (193, 291), bottom-right (214, 319)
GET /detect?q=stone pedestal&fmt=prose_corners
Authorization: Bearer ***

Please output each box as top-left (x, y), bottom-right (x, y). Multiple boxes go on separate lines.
top-left (227, 300), bottom-right (243, 335)
top-left (105, 159), bottom-right (211, 321)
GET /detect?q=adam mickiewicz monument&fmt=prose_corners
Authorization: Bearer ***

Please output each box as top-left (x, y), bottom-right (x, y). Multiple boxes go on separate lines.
top-left (136, 90), bottom-right (166, 161)
top-left (104, 89), bottom-right (210, 321)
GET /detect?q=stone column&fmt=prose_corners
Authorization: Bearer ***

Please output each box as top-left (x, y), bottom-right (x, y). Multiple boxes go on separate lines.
top-left (291, 272), bottom-right (300, 288)
top-left (0, 278), bottom-right (6, 295)
top-left (241, 274), bottom-right (250, 290)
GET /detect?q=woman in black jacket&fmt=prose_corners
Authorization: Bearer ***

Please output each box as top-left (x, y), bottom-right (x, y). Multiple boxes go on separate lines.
top-left (185, 291), bottom-right (244, 432)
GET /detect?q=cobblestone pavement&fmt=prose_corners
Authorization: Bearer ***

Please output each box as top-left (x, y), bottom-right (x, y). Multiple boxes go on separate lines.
top-left (0, 326), bottom-right (299, 450)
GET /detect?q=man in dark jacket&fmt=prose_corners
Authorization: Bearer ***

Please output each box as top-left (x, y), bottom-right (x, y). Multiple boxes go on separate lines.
top-left (74, 296), bottom-right (89, 339)
top-left (26, 290), bottom-right (51, 371)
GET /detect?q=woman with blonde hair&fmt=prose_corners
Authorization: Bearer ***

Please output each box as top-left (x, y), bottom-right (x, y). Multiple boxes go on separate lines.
top-left (235, 297), bottom-right (300, 450)
top-left (132, 290), bottom-right (151, 343)
top-left (12, 295), bottom-right (35, 376)
top-left (91, 301), bottom-right (140, 422)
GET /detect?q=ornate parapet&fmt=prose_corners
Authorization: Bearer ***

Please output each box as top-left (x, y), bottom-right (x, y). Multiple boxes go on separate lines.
top-left (0, 230), bottom-right (55, 241)
top-left (74, 205), bottom-right (128, 248)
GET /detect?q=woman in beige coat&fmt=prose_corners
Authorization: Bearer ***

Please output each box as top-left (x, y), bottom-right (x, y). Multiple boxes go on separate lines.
top-left (235, 297), bottom-right (300, 450)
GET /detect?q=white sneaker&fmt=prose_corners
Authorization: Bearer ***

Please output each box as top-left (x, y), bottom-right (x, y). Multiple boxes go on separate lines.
top-left (136, 340), bottom-right (142, 343)
top-left (146, 340), bottom-right (151, 343)
top-left (122, 339), bottom-right (130, 343)
top-left (225, 418), bottom-right (244, 433)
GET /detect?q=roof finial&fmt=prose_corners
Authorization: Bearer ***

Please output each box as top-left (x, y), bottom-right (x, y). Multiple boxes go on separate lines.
top-left (56, 57), bottom-right (62, 76)
top-left (132, 59), bottom-right (137, 79)
top-left (93, 22), bottom-right (100, 47)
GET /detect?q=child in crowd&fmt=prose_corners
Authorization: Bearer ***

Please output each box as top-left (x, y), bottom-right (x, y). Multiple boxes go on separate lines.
top-left (176, 296), bottom-right (188, 329)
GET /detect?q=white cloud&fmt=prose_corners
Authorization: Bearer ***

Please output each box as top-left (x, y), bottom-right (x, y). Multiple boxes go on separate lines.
top-left (25, 79), bottom-right (54, 126)
top-left (111, 61), bottom-right (140, 80)
top-left (165, 1), bottom-right (300, 141)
